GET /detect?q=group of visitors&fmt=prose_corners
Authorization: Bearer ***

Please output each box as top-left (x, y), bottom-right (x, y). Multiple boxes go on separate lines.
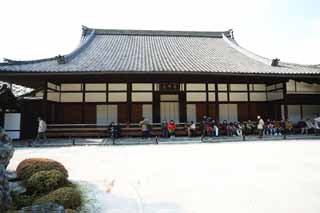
top-left (160, 119), bottom-right (177, 138)
top-left (195, 116), bottom-right (243, 138)
top-left (30, 114), bottom-right (320, 143)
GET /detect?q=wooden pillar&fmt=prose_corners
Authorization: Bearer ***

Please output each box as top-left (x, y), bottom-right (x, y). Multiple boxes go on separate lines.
top-left (42, 81), bottom-right (48, 121)
top-left (215, 83), bottom-right (219, 122)
top-left (247, 84), bottom-right (251, 121)
top-left (82, 83), bottom-right (85, 124)
top-left (127, 83), bottom-right (132, 123)
top-left (153, 91), bottom-right (160, 123)
top-left (179, 91), bottom-right (187, 122)
top-left (283, 82), bottom-right (288, 120)
top-left (205, 83), bottom-right (209, 116)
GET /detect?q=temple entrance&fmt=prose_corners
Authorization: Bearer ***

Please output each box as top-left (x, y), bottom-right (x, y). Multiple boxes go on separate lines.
top-left (160, 95), bottom-right (180, 122)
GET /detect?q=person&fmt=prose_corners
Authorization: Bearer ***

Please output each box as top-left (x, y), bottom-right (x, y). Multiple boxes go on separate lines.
top-left (167, 120), bottom-right (177, 138)
top-left (212, 120), bottom-right (219, 137)
top-left (206, 118), bottom-right (213, 137)
top-left (220, 120), bottom-right (228, 135)
top-left (0, 127), bottom-right (11, 144)
top-left (187, 121), bottom-right (196, 137)
top-left (161, 119), bottom-right (168, 138)
top-left (285, 120), bottom-right (294, 134)
top-left (298, 120), bottom-right (308, 134)
top-left (257, 115), bottom-right (264, 139)
top-left (304, 118), bottom-right (315, 134)
top-left (35, 117), bottom-right (47, 144)
top-left (199, 116), bottom-right (208, 138)
top-left (234, 122), bottom-right (242, 136)
top-left (226, 122), bottom-right (234, 136)
top-left (139, 117), bottom-right (150, 139)
top-left (274, 120), bottom-right (282, 136)
top-left (109, 121), bottom-right (120, 139)
top-left (264, 119), bottom-right (271, 135)
top-left (314, 116), bottom-right (320, 135)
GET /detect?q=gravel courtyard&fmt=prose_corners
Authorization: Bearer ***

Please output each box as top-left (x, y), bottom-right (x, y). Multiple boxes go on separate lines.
top-left (8, 140), bottom-right (320, 213)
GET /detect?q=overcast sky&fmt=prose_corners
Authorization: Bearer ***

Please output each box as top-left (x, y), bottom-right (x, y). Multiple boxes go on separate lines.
top-left (0, 0), bottom-right (319, 64)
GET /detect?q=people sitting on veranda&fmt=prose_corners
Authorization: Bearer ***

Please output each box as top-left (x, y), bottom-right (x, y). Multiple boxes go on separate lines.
top-left (273, 120), bottom-right (282, 136)
top-left (264, 118), bottom-right (271, 135)
top-left (161, 119), bottom-right (168, 138)
top-left (220, 120), bottom-right (228, 136)
top-left (265, 119), bottom-right (278, 136)
top-left (187, 121), bottom-right (196, 137)
top-left (227, 122), bottom-right (236, 136)
top-left (243, 120), bottom-right (255, 135)
top-left (211, 119), bottom-right (219, 137)
top-left (234, 122), bottom-right (243, 136)
top-left (301, 118), bottom-right (315, 134)
top-left (167, 120), bottom-right (177, 138)
top-left (314, 116), bottom-right (320, 135)
top-left (139, 117), bottom-right (151, 139)
top-left (285, 120), bottom-right (294, 134)
top-left (109, 121), bottom-right (121, 138)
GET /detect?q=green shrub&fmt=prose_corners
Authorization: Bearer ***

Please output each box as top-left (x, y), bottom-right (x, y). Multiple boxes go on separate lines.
top-left (34, 187), bottom-right (82, 210)
top-left (65, 209), bottom-right (76, 213)
top-left (11, 193), bottom-right (36, 210)
top-left (16, 158), bottom-right (68, 180)
top-left (25, 170), bottom-right (68, 194)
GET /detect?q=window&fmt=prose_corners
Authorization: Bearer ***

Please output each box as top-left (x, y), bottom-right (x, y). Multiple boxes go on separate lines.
top-left (218, 92), bottom-right (228, 101)
top-left (229, 84), bottom-right (247, 91)
top-left (218, 84), bottom-right (227, 91)
top-left (186, 83), bottom-right (206, 91)
top-left (86, 84), bottom-right (106, 91)
top-left (61, 84), bottom-right (82, 91)
top-left (250, 93), bottom-right (266, 101)
top-left (108, 83), bottom-right (127, 91)
top-left (85, 93), bottom-right (106, 102)
top-left (186, 92), bottom-right (206, 102)
top-left (108, 93), bottom-right (127, 102)
top-left (132, 92), bottom-right (153, 102)
top-left (60, 93), bottom-right (83, 102)
top-left (132, 83), bottom-right (152, 91)
top-left (229, 92), bottom-right (248, 101)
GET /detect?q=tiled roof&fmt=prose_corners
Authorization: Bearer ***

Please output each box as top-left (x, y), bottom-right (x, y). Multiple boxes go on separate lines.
top-left (0, 26), bottom-right (319, 76)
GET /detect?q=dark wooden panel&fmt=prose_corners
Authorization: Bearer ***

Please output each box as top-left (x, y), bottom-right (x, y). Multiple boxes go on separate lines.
top-left (249, 103), bottom-right (268, 121)
top-left (208, 103), bottom-right (217, 120)
top-left (179, 92), bottom-right (186, 122)
top-left (20, 100), bottom-right (43, 139)
top-left (285, 94), bottom-right (320, 104)
top-left (153, 92), bottom-right (160, 123)
top-left (118, 104), bottom-right (128, 123)
top-left (238, 103), bottom-right (249, 121)
top-left (196, 103), bottom-right (206, 122)
top-left (271, 103), bottom-right (281, 120)
top-left (57, 104), bottom-right (82, 124)
top-left (131, 104), bottom-right (142, 123)
top-left (84, 104), bottom-right (96, 124)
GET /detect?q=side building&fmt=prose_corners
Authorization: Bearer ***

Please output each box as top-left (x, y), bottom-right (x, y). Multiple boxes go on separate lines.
top-left (0, 26), bottom-right (320, 138)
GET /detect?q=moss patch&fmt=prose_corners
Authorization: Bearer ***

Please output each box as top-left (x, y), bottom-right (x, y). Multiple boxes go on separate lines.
top-left (34, 186), bottom-right (82, 210)
top-left (16, 158), bottom-right (68, 180)
top-left (25, 170), bottom-right (68, 194)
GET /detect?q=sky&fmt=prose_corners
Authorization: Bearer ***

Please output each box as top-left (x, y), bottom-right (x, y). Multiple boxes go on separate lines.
top-left (0, 0), bottom-right (319, 64)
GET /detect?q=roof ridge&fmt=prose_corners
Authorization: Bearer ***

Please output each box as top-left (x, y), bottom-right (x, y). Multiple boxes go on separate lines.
top-left (83, 26), bottom-right (233, 38)
top-left (62, 29), bottom-right (95, 64)
top-left (223, 34), bottom-right (320, 70)
top-left (222, 34), bottom-right (272, 66)
top-left (1, 57), bottom-right (56, 66)
top-left (0, 28), bottom-right (96, 66)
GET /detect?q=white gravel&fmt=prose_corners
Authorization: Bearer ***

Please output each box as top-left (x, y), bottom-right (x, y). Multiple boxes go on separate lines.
top-left (8, 140), bottom-right (320, 213)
